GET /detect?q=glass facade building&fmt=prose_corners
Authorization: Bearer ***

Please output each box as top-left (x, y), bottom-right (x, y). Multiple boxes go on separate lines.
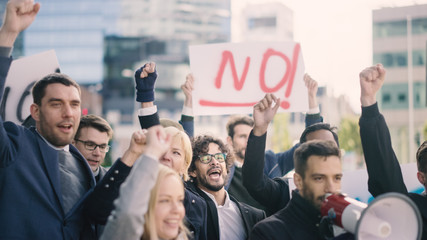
top-left (372, 4), bottom-right (427, 163)
top-left (16, 0), bottom-right (230, 124)
top-left (23, 0), bottom-right (120, 84)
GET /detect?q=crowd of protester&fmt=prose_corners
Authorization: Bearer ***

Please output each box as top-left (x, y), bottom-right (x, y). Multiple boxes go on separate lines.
top-left (1, 0), bottom-right (427, 240)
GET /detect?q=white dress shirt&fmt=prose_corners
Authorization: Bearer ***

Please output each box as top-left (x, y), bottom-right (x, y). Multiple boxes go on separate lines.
top-left (202, 189), bottom-right (247, 240)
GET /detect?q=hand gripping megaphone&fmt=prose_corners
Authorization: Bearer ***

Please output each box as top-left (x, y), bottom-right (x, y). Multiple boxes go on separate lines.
top-left (321, 192), bottom-right (422, 240)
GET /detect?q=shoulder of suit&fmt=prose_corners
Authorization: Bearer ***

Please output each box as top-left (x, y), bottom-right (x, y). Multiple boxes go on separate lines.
top-left (231, 196), bottom-right (265, 216)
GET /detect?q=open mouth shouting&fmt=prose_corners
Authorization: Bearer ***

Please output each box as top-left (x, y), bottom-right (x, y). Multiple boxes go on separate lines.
top-left (207, 167), bottom-right (223, 181)
top-left (57, 121), bottom-right (73, 133)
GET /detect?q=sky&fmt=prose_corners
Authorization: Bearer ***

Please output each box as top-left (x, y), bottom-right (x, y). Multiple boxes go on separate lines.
top-left (232, 0), bottom-right (427, 113)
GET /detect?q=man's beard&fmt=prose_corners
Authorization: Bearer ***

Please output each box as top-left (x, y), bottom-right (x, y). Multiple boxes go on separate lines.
top-left (301, 187), bottom-right (325, 211)
top-left (195, 168), bottom-right (227, 192)
top-left (234, 147), bottom-right (245, 160)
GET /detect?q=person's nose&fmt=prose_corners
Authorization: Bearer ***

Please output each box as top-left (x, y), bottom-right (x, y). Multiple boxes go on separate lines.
top-left (325, 178), bottom-right (339, 194)
top-left (162, 150), bottom-right (172, 161)
top-left (92, 146), bottom-right (102, 156)
top-left (171, 199), bottom-right (182, 213)
top-left (62, 104), bottom-right (73, 118)
top-left (209, 156), bottom-right (220, 166)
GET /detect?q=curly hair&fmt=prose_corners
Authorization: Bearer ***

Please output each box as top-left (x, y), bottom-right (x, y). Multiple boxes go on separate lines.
top-left (189, 134), bottom-right (234, 174)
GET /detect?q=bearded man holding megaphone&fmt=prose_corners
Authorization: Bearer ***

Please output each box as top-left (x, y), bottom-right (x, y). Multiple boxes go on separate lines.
top-left (248, 136), bottom-right (354, 239)
top-left (247, 93), bottom-right (354, 239)
top-left (358, 63), bottom-right (427, 240)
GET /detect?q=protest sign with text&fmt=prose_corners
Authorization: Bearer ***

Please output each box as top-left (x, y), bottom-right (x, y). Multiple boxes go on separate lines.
top-left (0, 50), bottom-right (60, 124)
top-left (189, 42), bottom-right (307, 116)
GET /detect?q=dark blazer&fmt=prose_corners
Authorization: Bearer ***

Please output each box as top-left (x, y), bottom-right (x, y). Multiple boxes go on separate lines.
top-left (0, 56), bottom-right (98, 240)
top-left (242, 131), bottom-right (292, 216)
top-left (0, 55), bottom-right (129, 240)
top-left (359, 103), bottom-right (427, 239)
top-left (192, 183), bottom-right (266, 240)
top-left (96, 166), bottom-right (109, 182)
top-left (83, 160), bottom-right (133, 240)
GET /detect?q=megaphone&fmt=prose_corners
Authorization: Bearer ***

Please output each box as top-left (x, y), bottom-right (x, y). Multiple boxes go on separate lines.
top-left (321, 192), bottom-right (422, 239)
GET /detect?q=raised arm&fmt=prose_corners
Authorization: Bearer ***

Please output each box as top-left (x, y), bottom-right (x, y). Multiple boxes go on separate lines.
top-left (135, 62), bottom-right (161, 129)
top-left (0, 0), bottom-right (39, 163)
top-left (242, 94), bottom-right (291, 214)
top-left (304, 73), bottom-right (323, 127)
top-left (0, 0), bottom-right (40, 47)
top-left (359, 63), bottom-right (408, 196)
top-left (0, 0), bottom-right (40, 98)
top-left (179, 73), bottom-right (194, 137)
top-left (84, 129), bottom-right (149, 225)
top-left (267, 74), bottom-right (323, 178)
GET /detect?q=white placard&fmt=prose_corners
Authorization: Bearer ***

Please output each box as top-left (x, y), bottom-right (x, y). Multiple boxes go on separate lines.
top-left (0, 50), bottom-right (60, 124)
top-left (189, 42), bottom-right (307, 116)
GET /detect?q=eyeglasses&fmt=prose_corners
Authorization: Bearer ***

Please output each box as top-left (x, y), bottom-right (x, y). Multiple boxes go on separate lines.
top-left (75, 139), bottom-right (110, 153)
top-left (198, 153), bottom-right (226, 164)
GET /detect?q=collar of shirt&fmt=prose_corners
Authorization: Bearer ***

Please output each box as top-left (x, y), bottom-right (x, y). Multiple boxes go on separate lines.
top-left (93, 166), bottom-right (100, 177)
top-left (234, 160), bottom-right (243, 168)
top-left (202, 189), bottom-right (246, 240)
top-left (201, 188), bottom-right (231, 207)
top-left (35, 128), bottom-right (70, 152)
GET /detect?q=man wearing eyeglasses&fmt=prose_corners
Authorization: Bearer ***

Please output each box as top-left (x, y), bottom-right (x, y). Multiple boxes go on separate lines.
top-left (188, 135), bottom-right (266, 240)
top-left (73, 115), bottom-right (113, 182)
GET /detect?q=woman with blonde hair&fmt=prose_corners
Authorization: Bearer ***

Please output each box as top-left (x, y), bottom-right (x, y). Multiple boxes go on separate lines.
top-left (136, 63), bottom-right (207, 239)
top-left (161, 126), bottom-right (193, 181)
top-left (101, 126), bottom-right (189, 240)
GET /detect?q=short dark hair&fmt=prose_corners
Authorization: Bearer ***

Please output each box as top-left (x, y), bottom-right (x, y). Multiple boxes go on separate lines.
top-left (294, 140), bottom-right (341, 179)
top-left (75, 114), bottom-right (113, 140)
top-left (32, 73), bottom-right (80, 105)
top-left (299, 123), bottom-right (339, 147)
top-left (226, 115), bottom-right (254, 138)
top-left (189, 135), bottom-right (234, 174)
top-left (416, 141), bottom-right (427, 173)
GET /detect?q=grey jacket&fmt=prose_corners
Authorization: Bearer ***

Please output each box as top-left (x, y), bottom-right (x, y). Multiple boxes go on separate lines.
top-left (100, 155), bottom-right (186, 240)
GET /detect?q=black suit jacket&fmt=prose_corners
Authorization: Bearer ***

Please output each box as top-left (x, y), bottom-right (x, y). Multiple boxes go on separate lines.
top-left (192, 184), bottom-right (266, 240)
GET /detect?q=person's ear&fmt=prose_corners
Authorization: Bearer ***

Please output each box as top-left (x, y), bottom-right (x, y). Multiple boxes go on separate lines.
top-left (226, 136), bottom-right (233, 146)
top-left (30, 103), bottom-right (40, 121)
top-left (417, 171), bottom-right (426, 186)
top-left (294, 172), bottom-right (303, 191)
top-left (189, 170), bottom-right (197, 178)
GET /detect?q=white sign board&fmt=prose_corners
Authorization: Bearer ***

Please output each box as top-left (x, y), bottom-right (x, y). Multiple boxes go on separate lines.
top-left (189, 42), bottom-right (307, 116)
top-left (0, 50), bottom-right (60, 124)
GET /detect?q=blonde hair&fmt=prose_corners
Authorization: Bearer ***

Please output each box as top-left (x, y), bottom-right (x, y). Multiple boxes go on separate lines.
top-left (160, 118), bottom-right (184, 132)
top-left (164, 126), bottom-right (192, 181)
top-left (142, 164), bottom-right (189, 240)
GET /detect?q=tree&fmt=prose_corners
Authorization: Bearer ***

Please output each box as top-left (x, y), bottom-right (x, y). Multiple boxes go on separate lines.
top-left (338, 115), bottom-right (364, 168)
top-left (271, 113), bottom-right (292, 153)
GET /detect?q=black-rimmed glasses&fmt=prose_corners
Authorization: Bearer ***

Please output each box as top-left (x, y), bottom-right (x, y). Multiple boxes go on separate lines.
top-left (198, 153), bottom-right (226, 164)
top-left (75, 139), bottom-right (110, 153)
